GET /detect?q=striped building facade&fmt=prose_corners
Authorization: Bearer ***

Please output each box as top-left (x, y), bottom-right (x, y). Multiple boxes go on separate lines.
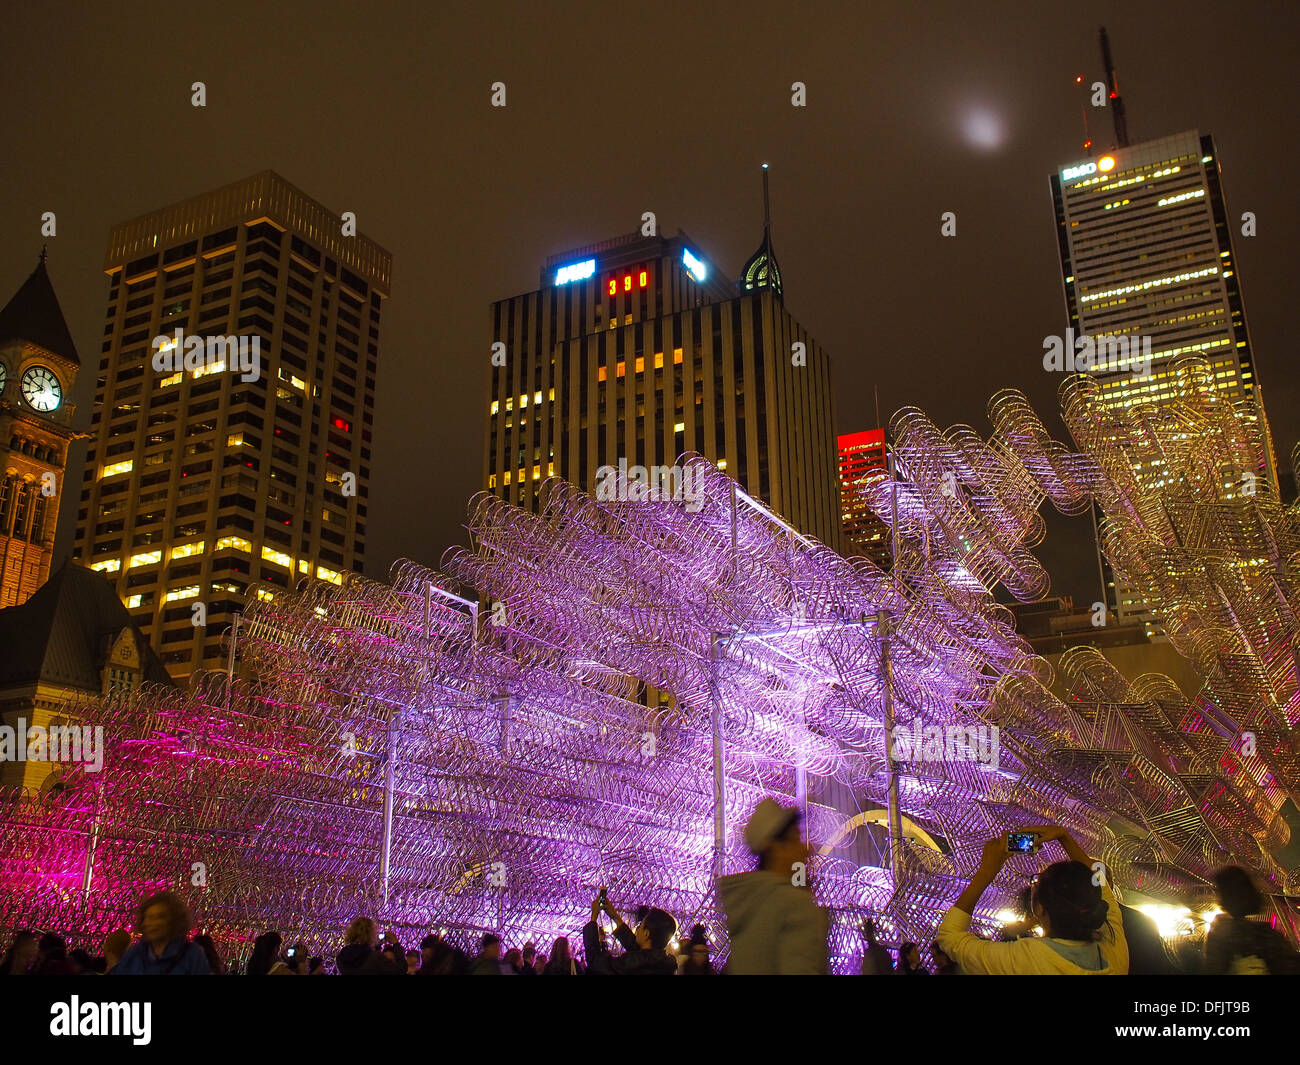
top-left (483, 231), bottom-right (841, 549)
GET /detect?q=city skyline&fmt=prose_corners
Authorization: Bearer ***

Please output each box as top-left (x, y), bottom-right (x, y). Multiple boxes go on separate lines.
top-left (2, 3), bottom-right (1296, 612)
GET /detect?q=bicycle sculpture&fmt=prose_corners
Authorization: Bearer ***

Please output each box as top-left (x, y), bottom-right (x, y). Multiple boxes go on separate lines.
top-left (2, 356), bottom-right (1296, 969)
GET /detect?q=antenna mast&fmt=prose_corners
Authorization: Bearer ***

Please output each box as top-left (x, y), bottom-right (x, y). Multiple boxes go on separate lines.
top-left (1099, 26), bottom-right (1129, 148)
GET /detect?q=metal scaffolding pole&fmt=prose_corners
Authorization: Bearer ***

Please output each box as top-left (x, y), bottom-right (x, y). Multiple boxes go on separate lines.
top-left (710, 633), bottom-right (727, 880)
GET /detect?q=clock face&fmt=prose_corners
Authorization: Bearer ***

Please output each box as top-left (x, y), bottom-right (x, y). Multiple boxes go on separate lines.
top-left (0, 363), bottom-right (7, 393)
top-left (21, 366), bottom-right (62, 412)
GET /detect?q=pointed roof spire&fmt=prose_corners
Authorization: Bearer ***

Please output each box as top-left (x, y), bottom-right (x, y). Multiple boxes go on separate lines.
top-left (740, 162), bottom-right (784, 300)
top-left (0, 251), bottom-right (79, 366)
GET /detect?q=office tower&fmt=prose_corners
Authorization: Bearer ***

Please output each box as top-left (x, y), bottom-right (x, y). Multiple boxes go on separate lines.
top-left (75, 172), bottom-right (391, 684)
top-left (482, 215), bottom-right (840, 549)
top-left (0, 252), bottom-right (82, 608)
top-left (837, 429), bottom-right (891, 568)
top-left (1051, 129), bottom-right (1270, 638)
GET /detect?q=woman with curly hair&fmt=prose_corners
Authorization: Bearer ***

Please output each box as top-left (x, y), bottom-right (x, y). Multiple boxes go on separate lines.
top-left (112, 892), bottom-right (211, 975)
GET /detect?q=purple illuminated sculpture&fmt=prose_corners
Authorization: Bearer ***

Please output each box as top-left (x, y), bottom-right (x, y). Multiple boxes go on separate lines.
top-left (2, 356), bottom-right (1296, 970)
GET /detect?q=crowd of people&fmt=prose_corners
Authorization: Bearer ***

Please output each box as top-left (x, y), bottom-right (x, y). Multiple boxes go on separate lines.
top-left (2, 802), bottom-right (1297, 976)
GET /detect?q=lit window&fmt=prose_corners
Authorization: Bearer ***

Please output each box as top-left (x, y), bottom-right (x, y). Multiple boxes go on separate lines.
top-left (227, 432), bottom-right (244, 447)
top-left (674, 422), bottom-right (685, 433)
top-left (163, 585), bottom-right (200, 603)
top-left (634, 357), bottom-right (644, 374)
top-left (170, 541), bottom-right (206, 560)
top-left (654, 352), bottom-right (664, 369)
top-left (129, 550), bottom-right (162, 569)
top-left (126, 594), bottom-right (143, 608)
top-left (316, 566), bottom-right (343, 586)
top-left (91, 558), bottom-right (121, 574)
top-left (260, 546), bottom-right (293, 569)
top-left (214, 535), bottom-right (252, 553)
top-left (298, 559), bottom-right (311, 573)
top-left (491, 400), bottom-right (500, 415)
top-left (102, 460), bottom-right (134, 479)
top-left (255, 588), bottom-right (275, 602)
top-left (159, 372), bottom-right (183, 388)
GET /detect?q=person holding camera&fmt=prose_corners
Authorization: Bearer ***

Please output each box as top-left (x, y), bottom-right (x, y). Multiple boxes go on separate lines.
top-left (937, 824), bottom-right (1128, 975)
top-left (582, 887), bottom-right (678, 975)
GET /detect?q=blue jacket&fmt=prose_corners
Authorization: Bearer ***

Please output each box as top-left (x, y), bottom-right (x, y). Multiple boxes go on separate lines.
top-left (113, 939), bottom-right (211, 975)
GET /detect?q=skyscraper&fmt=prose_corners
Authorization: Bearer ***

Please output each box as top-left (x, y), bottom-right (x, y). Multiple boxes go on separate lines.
top-left (837, 429), bottom-right (891, 568)
top-left (1051, 130), bottom-right (1270, 636)
top-left (0, 253), bottom-right (82, 608)
top-left (482, 217), bottom-right (840, 548)
top-left (75, 172), bottom-right (391, 684)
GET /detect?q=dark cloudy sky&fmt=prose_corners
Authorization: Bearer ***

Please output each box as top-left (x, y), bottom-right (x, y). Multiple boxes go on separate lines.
top-left (4, 1), bottom-right (1296, 607)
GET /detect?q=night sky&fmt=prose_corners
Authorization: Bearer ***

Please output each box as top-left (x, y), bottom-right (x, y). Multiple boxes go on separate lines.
top-left (5, 1), bottom-right (1296, 608)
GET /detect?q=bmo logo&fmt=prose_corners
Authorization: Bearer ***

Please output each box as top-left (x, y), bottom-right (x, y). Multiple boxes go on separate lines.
top-left (1062, 156), bottom-right (1116, 182)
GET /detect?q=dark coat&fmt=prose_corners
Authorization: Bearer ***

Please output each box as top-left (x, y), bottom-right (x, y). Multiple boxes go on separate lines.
top-left (581, 921), bottom-right (677, 975)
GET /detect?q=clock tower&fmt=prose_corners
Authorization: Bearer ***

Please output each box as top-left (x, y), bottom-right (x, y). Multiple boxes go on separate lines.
top-left (0, 251), bottom-right (81, 608)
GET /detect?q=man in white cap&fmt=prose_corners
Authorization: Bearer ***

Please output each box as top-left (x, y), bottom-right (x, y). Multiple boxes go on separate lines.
top-left (716, 798), bottom-right (828, 974)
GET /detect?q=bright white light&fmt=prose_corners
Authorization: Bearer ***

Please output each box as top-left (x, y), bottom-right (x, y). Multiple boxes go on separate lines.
top-left (554, 259), bottom-right (595, 285)
top-left (682, 249), bottom-right (707, 282)
top-left (960, 106), bottom-right (1007, 151)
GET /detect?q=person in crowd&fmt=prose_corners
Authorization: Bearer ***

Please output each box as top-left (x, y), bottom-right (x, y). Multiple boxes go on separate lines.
top-left (33, 933), bottom-right (77, 975)
top-left (543, 936), bottom-right (584, 975)
top-left (470, 932), bottom-right (508, 975)
top-left (1203, 865), bottom-right (1300, 975)
top-left (518, 942), bottom-right (538, 975)
top-left (404, 949), bottom-right (421, 974)
top-left (937, 824), bottom-right (1128, 975)
top-left (335, 917), bottom-right (402, 975)
top-left (192, 933), bottom-right (226, 975)
top-left (282, 941), bottom-right (310, 974)
top-left (931, 941), bottom-right (959, 975)
top-left (247, 932), bottom-right (286, 975)
top-left (680, 926), bottom-right (714, 975)
top-left (1, 931), bottom-right (38, 975)
top-left (717, 798), bottom-right (828, 974)
top-left (101, 930), bottom-right (131, 974)
top-left (583, 889), bottom-right (678, 975)
top-left (1119, 904), bottom-right (1179, 975)
top-left (306, 956), bottom-right (325, 974)
top-left (503, 946), bottom-right (525, 973)
top-left (379, 935), bottom-right (406, 973)
top-left (113, 891), bottom-right (211, 974)
top-left (860, 919), bottom-right (894, 974)
top-left (69, 949), bottom-right (104, 974)
top-left (897, 941), bottom-right (929, 975)
top-left (533, 951), bottom-right (547, 973)
top-left (417, 932), bottom-right (470, 974)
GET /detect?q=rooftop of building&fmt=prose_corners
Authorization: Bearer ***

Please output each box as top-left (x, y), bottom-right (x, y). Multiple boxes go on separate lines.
top-left (0, 561), bottom-right (176, 692)
top-left (103, 170), bottom-right (392, 294)
top-left (0, 252), bottom-right (79, 367)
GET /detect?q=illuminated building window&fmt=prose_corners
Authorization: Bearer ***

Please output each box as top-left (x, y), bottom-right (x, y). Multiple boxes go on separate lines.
top-left (488, 473), bottom-right (497, 489)
top-left (654, 352), bottom-right (664, 370)
top-left (91, 558), bottom-right (121, 574)
top-left (227, 432), bottom-right (245, 447)
top-left (491, 400), bottom-right (500, 415)
top-left (503, 471), bottom-right (512, 485)
top-left (102, 459), bottom-right (134, 479)
top-left (158, 372), bottom-right (183, 388)
top-left (298, 559), bottom-right (311, 573)
top-left (598, 366), bottom-right (607, 382)
top-left (635, 357), bottom-right (644, 374)
top-left (214, 535), bottom-right (251, 552)
top-left (126, 594), bottom-right (144, 608)
top-left (256, 588), bottom-right (275, 602)
top-left (129, 550), bottom-right (162, 569)
top-left (170, 541), bottom-right (206, 560)
top-left (616, 361), bottom-right (625, 377)
top-left (674, 422), bottom-right (686, 433)
top-left (316, 566), bottom-right (342, 586)
top-left (673, 349), bottom-right (683, 364)
top-left (164, 585), bottom-right (200, 603)
top-left (261, 546), bottom-right (293, 569)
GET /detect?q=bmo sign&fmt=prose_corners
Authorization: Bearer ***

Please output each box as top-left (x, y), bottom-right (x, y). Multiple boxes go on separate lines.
top-left (1062, 156), bottom-right (1116, 182)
